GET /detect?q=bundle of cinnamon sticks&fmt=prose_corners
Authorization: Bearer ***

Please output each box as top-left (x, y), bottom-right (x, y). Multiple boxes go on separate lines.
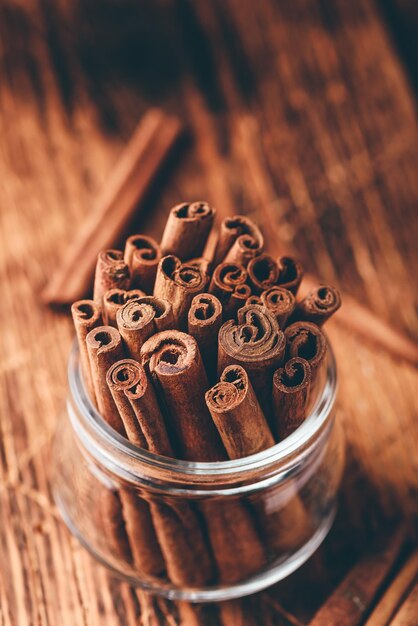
top-left (71, 201), bottom-right (341, 587)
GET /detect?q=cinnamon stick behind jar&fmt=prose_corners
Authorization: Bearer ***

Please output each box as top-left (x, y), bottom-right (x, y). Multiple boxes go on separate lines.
top-left (247, 254), bottom-right (279, 294)
top-left (260, 286), bottom-right (295, 328)
top-left (292, 284), bottom-right (342, 326)
top-left (188, 293), bottom-right (223, 380)
top-left (140, 331), bottom-right (267, 583)
top-left (124, 235), bottom-right (161, 294)
top-left (153, 255), bottom-right (208, 328)
top-left (213, 215), bottom-right (264, 267)
top-left (160, 201), bottom-right (215, 261)
top-left (107, 359), bottom-right (214, 586)
top-left (218, 304), bottom-right (286, 420)
top-left (93, 250), bottom-right (130, 305)
top-left (117, 296), bottom-right (174, 359)
top-left (206, 365), bottom-right (311, 554)
top-left (71, 299), bottom-right (102, 404)
top-left (277, 256), bottom-right (304, 295)
top-left (103, 288), bottom-right (145, 326)
top-left (284, 321), bottom-right (327, 384)
top-left (86, 326), bottom-right (164, 576)
top-left (272, 357), bottom-right (312, 440)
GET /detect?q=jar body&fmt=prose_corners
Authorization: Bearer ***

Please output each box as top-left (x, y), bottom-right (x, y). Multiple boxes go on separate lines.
top-left (52, 347), bottom-right (344, 602)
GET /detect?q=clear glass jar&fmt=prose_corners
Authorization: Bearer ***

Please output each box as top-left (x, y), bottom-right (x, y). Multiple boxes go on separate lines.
top-left (52, 340), bottom-right (343, 602)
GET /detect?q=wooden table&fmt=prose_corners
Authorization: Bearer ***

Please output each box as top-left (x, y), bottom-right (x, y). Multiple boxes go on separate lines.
top-left (1, 1), bottom-right (417, 624)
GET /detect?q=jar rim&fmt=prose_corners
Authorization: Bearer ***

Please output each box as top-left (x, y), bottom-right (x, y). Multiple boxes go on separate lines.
top-left (68, 337), bottom-right (337, 482)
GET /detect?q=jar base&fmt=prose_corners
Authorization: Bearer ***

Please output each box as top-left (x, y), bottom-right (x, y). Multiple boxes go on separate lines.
top-left (55, 486), bottom-right (336, 603)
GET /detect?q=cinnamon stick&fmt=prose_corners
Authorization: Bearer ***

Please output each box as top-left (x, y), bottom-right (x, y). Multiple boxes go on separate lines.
top-left (388, 578), bottom-right (418, 626)
top-left (308, 532), bottom-right (404, 626)
top-left (260, 286), bottom-right (296, 328)
top-left (86, 326), bottom-right (165, 576)
top-left (140, 330), bottom-right (267, 583)
top-left (117, 296), bottom-right (174, 359)
top-left (225, 283), bottom-right (252, 318)
top-left (365, 551), bottom-right (418, 626)
top-left (272, 358), bottom-right (312, 440)
top-left (42, 109), bottom-right (183, 305)
top-left (205, 365), bottom-right (274, 458)
top-left (213, 215), bottom-right (264, 267)
top-left (85, 325), bottom-right (126, 434)
top-left (153, 255), bottom-right (207, 328)
top-left (160, 201), bottom-right (215, 261)
top-left (206, 364), bottom-right (310, 554)
top-left (103, 288), bottom-right (145, 326)
top-left (71, 299), bottom-right (102, 404)
top-left (218, 304), bottom-right (286, 419)
top-left (247, 254), bottom-right (279, 294)
top-left (107, 358), bottom-right (214, 586)
top-left (246, 295), bottom-right (262, 305)
top-left (276, 256), bottom-right (304, 295)
top-left (124, 234), bottom-right (161, 294)
top-left (284, 322), bottom-right (327, 384)
top-left (93, 250), bottom-right (130, 306)
top-left (187, 293), bottom-right (223, 380)
top-left (292, 284), bottom-right (342, 326)
top-left (208, 262), bottom-right (251, 318)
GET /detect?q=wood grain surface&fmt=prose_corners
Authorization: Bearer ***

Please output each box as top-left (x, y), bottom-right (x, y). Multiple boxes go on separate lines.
top-left (0, 1), bottom-right (417, 624)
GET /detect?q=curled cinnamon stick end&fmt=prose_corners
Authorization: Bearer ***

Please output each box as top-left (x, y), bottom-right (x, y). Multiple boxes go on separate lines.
top-left (247, 254), bottom-right (279, 294)
top-left (153, 255), bottom-right (207, 328)
top-left (116, 296), bottom-right (174, 359)
top-left (124, 234), bottom-right (161, 294)
top-left (160, 201), bottom-right (215, 261)
top-left (214, 215), bottom-right (264, 267)
top-left (206, 365), bottom-right (274, 458)
top-left (209, 262), bottom-right (247, 302)
top-left (188, 293), bottom-right (223, 379)
top-left (71, 299), bottom-right (102, 404)
top-left (293, 284), bottom-right (342, 326)
top-left (225, 283), bottom-right (252, 318)
top-left (272, 358), bottom-right (312, 440)
top-left (277, 256), bottom-right (304, 295)
top-left (218, 304), bottom-right (285, 418)
top-left (86, 325), bottom-right (125, 434)
top-left (284, 321), bottom-right (327, 383)
top-left (246, 295), bottom-right (262, 305)
top-left (260, 286), bottom-right (296, 327)
top-left (103, 288), bottom-right (145, 326)
top-left (141, 330), bottom-right (224, 461)
top-left (107, 359), bottom-right (172, 456)
top-left (93, 249), bottom-right (130, 305)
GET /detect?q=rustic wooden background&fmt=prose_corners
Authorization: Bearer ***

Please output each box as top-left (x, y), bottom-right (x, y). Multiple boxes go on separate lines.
top-left (1, 0), bottom-right (417, 624)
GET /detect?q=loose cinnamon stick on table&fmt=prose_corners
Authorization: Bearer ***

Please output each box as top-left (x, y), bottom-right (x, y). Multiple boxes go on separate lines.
top-left (218, 304), bottom-right (286, 420)
top-left (205, 365), bottom-right (274, 458)
top-left (93, 249), bottom-right (130, 306)
top-left (272, 357), bottom-right (312, 440)
top-left (71, 299), bottom-right (102, 404)
top-left (285, 322), bottom-right (327, 385)
top-left (106, 358), bottom-right (214, 587)
top-left (260, 286), bottom-right (296, 328)
top-left (188, 293), bottom-right (223, 380)
top-left (116, 296), bottom-right (174, 359)
top-left (365, 550), bottom-right (418, 626)
top-left (124, 234), bottom-right (161, 294)
top-left (213, 215), bottom-right (264, 267)
top-left (153, 255), bottom-right (207, 328)
top-left (140, 330), bottom-right (267, 583)
top-left (292, 284), bottom-right (342, 327)
top-left (276, 256), bottom-right (304, 295)
top-left (308, 532), bottom-right (405, 626)
top-left (103, 288), bottom-right (145, 326)
top-left (160, 201), bottom-right (216, 261)
top-left (86, 326), bottom-right (164, 575)
top-left (42, 109), bottom-right (183, 305)
top-left (247, 253), bottom-right (279, 294)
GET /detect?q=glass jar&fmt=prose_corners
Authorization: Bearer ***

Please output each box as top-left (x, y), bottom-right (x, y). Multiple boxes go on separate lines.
top-left (52, 340), bottom-right (343, 602)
